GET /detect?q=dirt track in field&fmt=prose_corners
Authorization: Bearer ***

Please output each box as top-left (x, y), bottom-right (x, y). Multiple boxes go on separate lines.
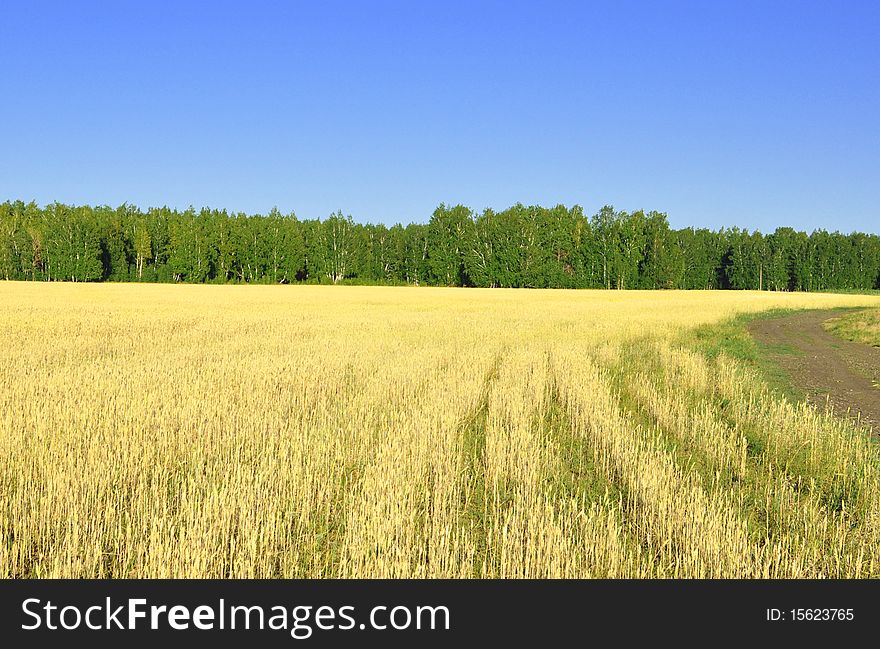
top-left (748, 309), bottom-right (880, 432)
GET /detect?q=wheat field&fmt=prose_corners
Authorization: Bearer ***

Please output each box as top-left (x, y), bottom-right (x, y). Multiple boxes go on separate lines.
top-left (2, 283), bottom-right (880, 578)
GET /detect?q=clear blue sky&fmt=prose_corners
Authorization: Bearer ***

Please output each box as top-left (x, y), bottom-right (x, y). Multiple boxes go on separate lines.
top-left (1, 1), bottom-right (877, 233)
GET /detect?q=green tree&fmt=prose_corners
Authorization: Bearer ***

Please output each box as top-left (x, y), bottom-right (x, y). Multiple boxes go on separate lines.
top-left (324, 212), bottom-right (357, 284)
top-left (726, 229), bottom-right (768, 290)
top-left (640, 211), bottom-right (684, 289)
top-left (427, 204), bottom-right (474, 286)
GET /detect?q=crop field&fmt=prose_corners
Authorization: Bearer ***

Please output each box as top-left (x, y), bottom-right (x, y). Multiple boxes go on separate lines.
top-left (2, 283), bottom-right (880, 578)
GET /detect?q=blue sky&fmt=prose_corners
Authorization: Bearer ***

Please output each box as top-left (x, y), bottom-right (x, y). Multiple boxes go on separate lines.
top-left (1, 1), bottom-right (877, 232)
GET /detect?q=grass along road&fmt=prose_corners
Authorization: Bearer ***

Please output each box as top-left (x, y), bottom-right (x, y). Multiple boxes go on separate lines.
top-left (825, 309), bottom-right (880, 347)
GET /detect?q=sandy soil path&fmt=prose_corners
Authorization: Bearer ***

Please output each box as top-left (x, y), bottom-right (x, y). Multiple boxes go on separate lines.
top-left (747, 309), bottom-right (880, 431)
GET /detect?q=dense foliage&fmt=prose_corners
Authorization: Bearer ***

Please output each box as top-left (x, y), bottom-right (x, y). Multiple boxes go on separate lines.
top-left (1, 200), bottom-right (878, 290)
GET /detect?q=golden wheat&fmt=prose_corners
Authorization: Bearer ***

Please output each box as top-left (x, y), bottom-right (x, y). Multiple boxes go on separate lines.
top-left (1, 282), bottom-right (879, 577)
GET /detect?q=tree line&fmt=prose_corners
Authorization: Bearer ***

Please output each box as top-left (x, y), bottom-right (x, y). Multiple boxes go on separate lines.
top-left (0, 200), bottom-right (878, 291)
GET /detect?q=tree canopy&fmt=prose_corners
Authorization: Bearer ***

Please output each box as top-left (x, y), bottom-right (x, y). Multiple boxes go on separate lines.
top-left (1, 200), bottom-right (878, 291)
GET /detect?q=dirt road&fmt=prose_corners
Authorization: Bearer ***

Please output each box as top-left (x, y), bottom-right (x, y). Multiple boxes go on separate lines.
top-left (747, 309), bottom-right (880, 431)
